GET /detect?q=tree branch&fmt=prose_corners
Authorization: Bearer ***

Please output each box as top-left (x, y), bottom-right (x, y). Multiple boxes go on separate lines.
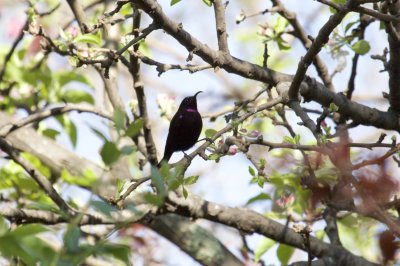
top-left (129, 6), bottom-right (158, 165)
top-left (213, 0), bottom-right (230, 53)
top-left (288, 4), bottom-right (349, 99)
top-left (271, 0), bottom-right (334, 91)
top-left (386, 1), bottom-right (400, 113)
top-left (147, 214), bottom-right (244, 266)
top-left (0, 207), bottom-right (107, 225)
top-left (135, 0), bottom-right (400, 131)
top-left (164, 192), bottom-right (378, 266)
top-left (0, 104), bottom-right (112, 137)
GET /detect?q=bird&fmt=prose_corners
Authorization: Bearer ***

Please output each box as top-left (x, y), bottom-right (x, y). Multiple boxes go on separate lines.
top-left (159, 91), bottom-right (203, 165)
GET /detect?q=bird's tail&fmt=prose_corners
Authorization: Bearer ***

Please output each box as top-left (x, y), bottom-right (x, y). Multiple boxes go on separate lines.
top-left (157, 150), bottom-right (173, 167)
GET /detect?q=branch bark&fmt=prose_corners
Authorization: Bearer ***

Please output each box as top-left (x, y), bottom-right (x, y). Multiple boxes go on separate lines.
top-left (164, 192), bottom-right (379, 266)
top-left (386, 1), bottom-right (400, 113)
top-left (213, 0), bottom-right (230, 53)
top-left (147, 214), bottom-right (244, 266)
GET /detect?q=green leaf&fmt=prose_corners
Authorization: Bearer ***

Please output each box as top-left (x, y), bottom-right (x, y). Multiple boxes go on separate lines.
top-left (168, 179), bottom-right (181, 190)
top-left (184, 175), bottom-right (199, 185)
top-left (170, 0), bottom-right (182, 5)
top-left (159, 163), bottom-right (171, 179)
top-left (277, 39), bottom-right (291, 51)
top-left (9, 224), bottom-right (48, 238)
top-left (90, 127), bottom-right (108, 142)
top-left (257, 176), bottom-right (265, 188)
top-left (143, 192), bottom-right (164, 206)
top-left (0, 217), bottom-right (8, 237)
top-left (56, 115), bottom-right (78, 147)
top-left (15, 234), bottom-right (56, 265)
top-left (41, 128), bottom-right (60, 139)
top-left (333, 0), bottom-right (346, 4)
top-left (337, 214), bottom-right (376, 256)
top-left (116, 178), bottom-right (125, 193)
top-left (182, 186), bottom-right (188, 198)
top-left (277, 243), bottom-right (295, 265)
top-left (254, 238), bottom-right (275, 262)
top-left (246, 193), bottom-right (271, 205)
top-left (205, 128), bottom-right (217, 138)
top-left (0, 234), bottom-right (55, 266)
top-left (344, 20), bottom-right (359, 33)
top-left (73, 33), bottom-right (102, 46)
top-left (90, 200), bottom-right (118, 218)
top-left (59, 27), bottom-right (69, 40)
top-left (248, 166), bottom-right (256, 176)
top-left (64, 225), bottom-right (81, 253)
top-left (61, 169), bottom-right (97, 187)
top-left (55, 70), bottom-right (93, 89)
top-left (351, 40), bottom-right (370, 55)
top-left (62, 89), bottom-right (94, 104)
top-left (260, 158), bottom-right (266, 168)
top-left (329, 102), bottom-right (339, 112)
top-left (315, 230), bottom-right (326, 240)
top-left (113, 108), bottom-right (126, 132)
top-left (250, 176), bottom-right (258, 184)
top-left (379, 21), bottom-right (385, 30)
top-left (22, 153), bottom-right (51, 178)
top-left (100, 141), bottom-right (121, 165)
top-left (275, 15), bottom-right (289, 33)
top-left (97, 243), bottom-right (130, 263)
top-left (202, 0), bottom-right (212, 6)
top-left (283, 136), bottom-right (294, 144)
top-left (26, 200), bottom-right (59, 212)
top-left (208, 153), bottom-right (221, 161)
top-left (120, 145), bottom-right (136, 155)
top-left (151, 166), bottom-right (166, 196)
top-left (125, 118), bottom-right (144, 137)
top-left (294, 134), bottom-right (300, 144)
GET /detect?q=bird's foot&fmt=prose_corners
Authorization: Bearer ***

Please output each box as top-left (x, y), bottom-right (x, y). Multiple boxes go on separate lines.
top-left (182, 151), bottom-right (192, 161)
top-left (197, 137), bottom-right (214, 144)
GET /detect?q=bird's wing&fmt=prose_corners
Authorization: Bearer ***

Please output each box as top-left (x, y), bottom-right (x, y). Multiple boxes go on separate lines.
top-left (168, 112), bottom-right (184, 134)
top-left (162, 112), bottom-right (184, 161)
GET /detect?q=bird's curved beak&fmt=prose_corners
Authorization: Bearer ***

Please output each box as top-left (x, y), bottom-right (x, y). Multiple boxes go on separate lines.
top-left (194, 91), bottom-right (203, 97)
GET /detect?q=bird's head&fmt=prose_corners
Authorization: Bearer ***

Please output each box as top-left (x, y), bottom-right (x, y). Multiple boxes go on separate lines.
top-left (178, 91), bottom-right (202, 112)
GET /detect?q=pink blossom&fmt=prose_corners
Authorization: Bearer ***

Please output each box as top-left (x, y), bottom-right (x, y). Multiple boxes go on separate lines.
top-left (27, 36), bottom-right (43, 57)
top-left (66, 26), bottom-right (79, 38)
top-left (275, 194), bottom-right (295, 208)
top-left (228, 146), bottom-right (237, 155)
top-left (248, 130), bottom-right (260, 138)
top-left (6, 18), bottom-right (25, 39)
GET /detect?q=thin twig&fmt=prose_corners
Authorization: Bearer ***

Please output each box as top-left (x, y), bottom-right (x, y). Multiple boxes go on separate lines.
top-left (288, 5), bottom-right (349, 99)
top-left (0, 104), bottom-right (112, 137)
top-left (0, 138), bottom-right (73, 216)
top-left (129, 5), bottom-right (158, 166)
top-left (117, 176), bottom-right (151, 202)
top-left (130, 50), bottom-right (212, 76)
top-left (0, 20), bottom-right (29, 83)
top-left (271, 0), bottom-right (334, 91)
top-left (352, 145), bottom-right (400, 169)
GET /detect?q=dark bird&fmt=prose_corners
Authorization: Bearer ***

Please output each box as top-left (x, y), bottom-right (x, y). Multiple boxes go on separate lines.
top-left (160, 91), bottom-right (203, 164)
